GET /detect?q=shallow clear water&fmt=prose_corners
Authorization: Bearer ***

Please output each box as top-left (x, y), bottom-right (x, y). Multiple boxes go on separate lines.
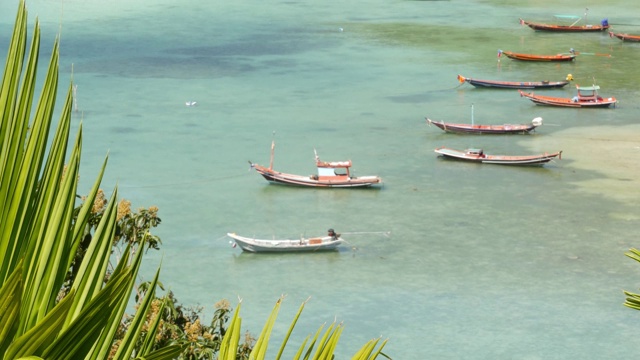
top-left (2, 0), bottom-right (640, 358)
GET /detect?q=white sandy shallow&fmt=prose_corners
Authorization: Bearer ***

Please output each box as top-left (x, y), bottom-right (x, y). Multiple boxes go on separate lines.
top-left (526, 124), bottom-right (640, 208)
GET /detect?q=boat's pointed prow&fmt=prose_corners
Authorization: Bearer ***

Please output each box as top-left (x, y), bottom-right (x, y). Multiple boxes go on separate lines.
top-left (457, 74), bottom-right (466, 83)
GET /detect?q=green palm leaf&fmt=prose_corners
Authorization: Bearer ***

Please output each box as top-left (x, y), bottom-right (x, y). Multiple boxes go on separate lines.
top-left (1, 3), bottom-right (166, 359)
top-left (4, 288), bottom-right (75, 359)
top-left (65, 184), bottom-right (118, 326)
top-left (0, 0), bottom-right (31, 281)
top-left (251, 296), bottom-right (282, 358)
top-left (140, 298), bottom-right (166, 355)
top-left (0, 260), bottom-right (23, 354)
top-left (219, 300), bottom-right (242, 359)
top-left (42, 269), bottom-right (132, 360)
top-left (113, 264), bottom-right (161, 359)
top-left (276, 297), bottom-right (308, 359)
top-left (140, 344), bottom-right (184, 360)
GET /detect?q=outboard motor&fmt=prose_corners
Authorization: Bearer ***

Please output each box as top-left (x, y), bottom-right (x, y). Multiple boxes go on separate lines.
top-left (601, 19), bottom-right (609, 27)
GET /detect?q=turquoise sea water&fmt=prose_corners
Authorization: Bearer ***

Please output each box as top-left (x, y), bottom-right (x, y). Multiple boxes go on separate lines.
top-left (2, 0), bottom-right (640, 358)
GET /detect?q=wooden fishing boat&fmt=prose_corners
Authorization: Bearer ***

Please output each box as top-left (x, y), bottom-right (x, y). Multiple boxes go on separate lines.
top-left (609, 31), bottom-right (640, 42)
top-left (250, 141), bottom-right (382, 188)
top-left (457, 74), bottom-right (570, 89)
top-left (426, 117), bottom-right (542, 135)
top-left (434, 147), bottom-right (562, 166)
top-left (519, 85), bottom-right (617, 108)
top-left (519, 18), bottom-right (609, 32)
top-left (227, 230), bottom-right (345, 253)
top-left (500, 50), bottom-right (576, 62)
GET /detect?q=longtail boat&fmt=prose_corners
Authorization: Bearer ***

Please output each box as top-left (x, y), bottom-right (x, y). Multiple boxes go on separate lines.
top-left (457, 74), bottom-right (570, 89)
top-left (227, 230), bottom-right (345, 253)
top-left (435, 147), bottom-right (561, 166)
top-left (519, 85), bottom-right (617, 108)
top-left (609, 31), bottom-right (640, 42)
top-left (249, 141), bottom-right (382, 188)
top-left (426, 117), bottom-right (542, 135)
top-left (500, 50), bottom-right (576, 62)
top-left (519, 17), bottom-right (609, 32)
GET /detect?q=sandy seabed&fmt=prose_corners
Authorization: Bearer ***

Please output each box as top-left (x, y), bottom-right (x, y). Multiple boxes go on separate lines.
top-left (532, 124), bottom-right (640, 209)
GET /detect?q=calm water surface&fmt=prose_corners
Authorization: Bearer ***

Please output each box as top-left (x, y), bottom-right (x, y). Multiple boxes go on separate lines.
top-left (2, 0), bottom-right (640, 358)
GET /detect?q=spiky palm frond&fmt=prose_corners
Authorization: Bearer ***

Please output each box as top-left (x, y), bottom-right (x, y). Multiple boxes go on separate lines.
top-left (0, 1), bottom-right (173, 359)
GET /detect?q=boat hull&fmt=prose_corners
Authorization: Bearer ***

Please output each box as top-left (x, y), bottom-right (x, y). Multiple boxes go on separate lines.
top-left (434, 147), bottom-right (561, 166)
top-left (521, 19), bottom-right (609, 32)
top-left (458, 75), bottom-right (569, 89)
top-left (609, 32), bottom-right (640, 42)
top-left (426, 118), bottom-right (538, 135)
top-left (227, 233), bottom-right (344, 253)
top-left (252, 163), bottom-right (381, 188)
top-left (519, 90), bottom-right (617, 108)
top-left (502, 51), bottom-right (575, 62)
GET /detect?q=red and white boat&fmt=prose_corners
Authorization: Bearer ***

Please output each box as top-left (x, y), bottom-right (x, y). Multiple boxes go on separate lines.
top-left (250, 141), bottom-right (382, 188)
top-left (519, 17), bottom-right (609, 32)
top-left (426, 117), bottom-right (542, 135)
top-left (519, 85), bottom-right (617, 108)
top-left (500, 50), bottom-right (576, 62)
top-left (520, 8), bottom-right (611, 32)
top-left (435, 147), bottom-right (562, 166)
top-left (457, 74), bottom-right (570, 89)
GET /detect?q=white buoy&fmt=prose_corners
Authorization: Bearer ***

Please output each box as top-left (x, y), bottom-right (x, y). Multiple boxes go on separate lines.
top-left (532, 117), bottom-right (543, 126)
top-left (186, 101), bottom-right (197, 107)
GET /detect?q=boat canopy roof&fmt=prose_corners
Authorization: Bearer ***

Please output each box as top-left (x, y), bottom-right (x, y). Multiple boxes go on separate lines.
top-left (554, 15), bottom-right (581, 19)
top-left (576, 85), bottom-right (600, 91)
top-left (316, 160), bottom-right (352, 168)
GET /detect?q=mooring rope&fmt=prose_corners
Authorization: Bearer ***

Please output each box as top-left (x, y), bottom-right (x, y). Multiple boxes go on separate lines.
top-left (340, 231), bottom-right (391, 237)
top-left (119, 171), bottom-right (251, 189)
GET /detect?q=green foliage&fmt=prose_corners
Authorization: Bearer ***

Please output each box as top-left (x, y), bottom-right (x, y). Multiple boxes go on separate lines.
top-left (0, 1), bottom-right (172, 359)
top-left (624, 248), bottom-right (640, 310)
top-left (217, 296), bottom-right (389, 360)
